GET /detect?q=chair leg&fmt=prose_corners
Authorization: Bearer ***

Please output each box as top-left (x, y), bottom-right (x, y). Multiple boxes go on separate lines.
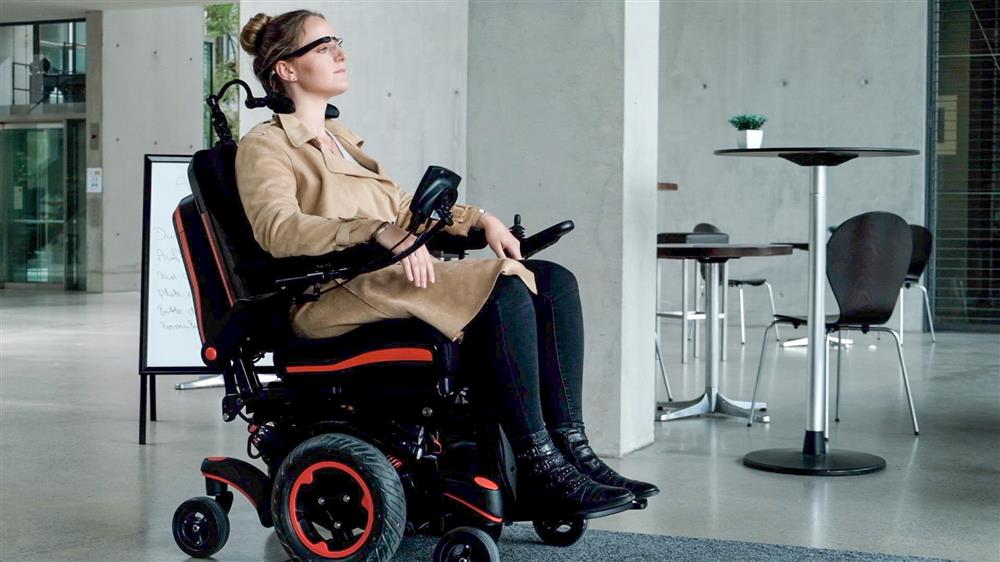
top-left (748, 322), bottom-right (778, 427)
top-left (875, 327), bottom-right (920, 436)
top-left (764, 282), bottom-right (781, 342)
top-left (918, 283), bottom-right (936, 342)
top-left (681, 259), bottom-right (689, 364)
top-left (835, 328), bottom-right (843, 422)
top-left (655, 333), bottom-right (673, 401)
top-left (898, 287), bottom-right (905, 346)
top-left (738, 287), bottom-right (746, 345)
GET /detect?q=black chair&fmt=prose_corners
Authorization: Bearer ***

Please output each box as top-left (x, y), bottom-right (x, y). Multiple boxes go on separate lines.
top-left (747, 211), bottom-right (919, 435)
top-left (898, 224), bottom-right (936, 344)
top-left (693, 223), bottom-right (781, 346)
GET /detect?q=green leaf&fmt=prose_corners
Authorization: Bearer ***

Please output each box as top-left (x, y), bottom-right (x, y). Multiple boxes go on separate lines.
top-left (728, 114), bottom-right (767, 130)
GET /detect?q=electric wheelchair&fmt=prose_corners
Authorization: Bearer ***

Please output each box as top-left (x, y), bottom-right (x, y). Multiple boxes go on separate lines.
top-left (170, 80), bottom-right (644, 562)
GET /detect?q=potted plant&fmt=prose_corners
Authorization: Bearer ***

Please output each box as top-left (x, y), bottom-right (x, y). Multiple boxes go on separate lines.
top-left (729, 114), bottom-right (767, 149)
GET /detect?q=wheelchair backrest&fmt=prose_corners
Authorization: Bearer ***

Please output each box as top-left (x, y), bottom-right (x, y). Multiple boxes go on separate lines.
top-left (187, 141), bottom-right (278, 298)
top-left (173, 193), bottom-right (232, 350)
top-left (173, 141), bottom-right (288, 362)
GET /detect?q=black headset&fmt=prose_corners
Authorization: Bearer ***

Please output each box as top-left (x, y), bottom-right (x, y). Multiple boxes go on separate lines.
top-left (206, 79), bottom-right (338, 144)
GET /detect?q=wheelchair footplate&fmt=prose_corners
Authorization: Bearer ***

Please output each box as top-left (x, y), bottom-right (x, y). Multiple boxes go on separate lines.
top-left (200, 456), bottom-right (273, 527)
top-left (440, 476), bottom-right (504, 526)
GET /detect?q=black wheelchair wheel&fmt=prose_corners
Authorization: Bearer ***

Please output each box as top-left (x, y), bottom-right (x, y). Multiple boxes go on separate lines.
top-left (172, 496), bottom-right (230, 558)
top-left (272, 433), bottom-right (406, 561)
top-left (533, 517), bottom-right (587, 547)
top-left (433, 526), bottom-right (500, 562)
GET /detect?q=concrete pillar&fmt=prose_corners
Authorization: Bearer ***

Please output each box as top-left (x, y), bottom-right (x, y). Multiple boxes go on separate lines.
top-left (468, 0), bottom-right (659, 457)
top-left (99, 6), bottom-right (203, 291)
top-left (85, 11), bottom-right (103, 292)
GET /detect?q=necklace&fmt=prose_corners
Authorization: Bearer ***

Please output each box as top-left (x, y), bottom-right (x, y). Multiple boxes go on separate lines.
top-left (319, 137), bottom-right (340, 156)
top-left (320, 131), bottom-right (343, 157)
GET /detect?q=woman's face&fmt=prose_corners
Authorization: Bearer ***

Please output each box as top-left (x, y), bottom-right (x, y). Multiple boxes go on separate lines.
top-left (280, 16), bottom-right (349, 99)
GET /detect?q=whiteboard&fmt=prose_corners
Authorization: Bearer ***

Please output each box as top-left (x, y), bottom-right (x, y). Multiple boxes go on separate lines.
top-left (140, 155), bottom-right (271, 372)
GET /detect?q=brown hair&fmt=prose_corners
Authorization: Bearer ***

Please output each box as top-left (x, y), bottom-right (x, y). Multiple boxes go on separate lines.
top-left (239, 10), bottom-right (324, 97)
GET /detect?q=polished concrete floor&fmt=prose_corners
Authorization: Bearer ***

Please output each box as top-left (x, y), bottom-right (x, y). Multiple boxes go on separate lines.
top-left (1, 289), bottom-right (998, 561)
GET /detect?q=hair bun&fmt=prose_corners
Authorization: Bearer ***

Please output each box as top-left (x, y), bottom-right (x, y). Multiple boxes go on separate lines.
top-left (239, 13), bottom-right (273, 57)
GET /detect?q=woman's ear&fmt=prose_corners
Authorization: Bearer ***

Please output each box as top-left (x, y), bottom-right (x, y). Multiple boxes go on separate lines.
top-left (273, 60), bottom-right (296, 82)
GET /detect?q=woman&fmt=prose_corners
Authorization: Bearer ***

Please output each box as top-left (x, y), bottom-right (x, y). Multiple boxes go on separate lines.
top-left (236, 10), bottom-right (658, 518)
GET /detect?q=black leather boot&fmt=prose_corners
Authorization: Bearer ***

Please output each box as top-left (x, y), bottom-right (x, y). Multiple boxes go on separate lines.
top-left (551, 423), bottom-right (660, 499)
top-left (511, 429), bottom-right (634, 518)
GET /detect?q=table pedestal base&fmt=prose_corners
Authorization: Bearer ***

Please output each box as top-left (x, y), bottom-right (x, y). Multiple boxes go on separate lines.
top-left (743, 448), bottom-right (886, 476)
top-left (656, 394), bottom-right (770, 423)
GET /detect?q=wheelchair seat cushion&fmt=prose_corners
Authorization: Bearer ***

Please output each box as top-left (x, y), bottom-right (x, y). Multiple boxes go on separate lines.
top-left (275, 318), bottom-right (460, 377)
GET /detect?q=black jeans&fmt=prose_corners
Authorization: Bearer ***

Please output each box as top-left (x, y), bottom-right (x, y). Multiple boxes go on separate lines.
top-left (461, 259), bottom-right (584, 440)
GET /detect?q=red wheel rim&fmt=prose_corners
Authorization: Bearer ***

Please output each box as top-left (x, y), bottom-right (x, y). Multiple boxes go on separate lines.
top-left (288, 461), bottom-right (375, 558)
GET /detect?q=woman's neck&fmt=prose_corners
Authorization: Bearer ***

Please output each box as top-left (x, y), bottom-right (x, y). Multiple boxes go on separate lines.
top-left (289, 94), bottom-right (332, 140)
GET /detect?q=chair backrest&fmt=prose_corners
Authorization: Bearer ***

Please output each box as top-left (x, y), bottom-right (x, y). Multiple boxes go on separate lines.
top-left (907, 224), bottom-right (933, 279)
top-left (175, 141), bottom-right (301, 360)
top-left (188, 141), bottom-right (278, 299)
top-left (173, 194), bottom-right (233, 350)
top-left (693, 223), bottom-right (729, 281)
top-left (827, 211), bottom-right (912, 326)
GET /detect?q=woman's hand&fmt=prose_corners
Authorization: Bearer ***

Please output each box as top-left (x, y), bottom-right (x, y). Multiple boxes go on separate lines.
top-left (481, 213), bottom-right (523, 260)
top-left (374, 224), bottom-right (438, 288)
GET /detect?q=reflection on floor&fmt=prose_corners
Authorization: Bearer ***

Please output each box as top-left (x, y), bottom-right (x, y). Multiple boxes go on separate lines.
top-left (1, 290), bottom-right (997, 561)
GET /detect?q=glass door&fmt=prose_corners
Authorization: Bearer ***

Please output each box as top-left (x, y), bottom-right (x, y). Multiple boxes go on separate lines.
top-left (0, 121), bottom-right (81, 288)
top-left (928, 0), bottom-right (1000, 331)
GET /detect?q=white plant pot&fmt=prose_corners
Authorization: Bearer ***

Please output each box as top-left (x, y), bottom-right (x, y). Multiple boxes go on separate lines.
top-left (737, 129), bottom-right (763, 149)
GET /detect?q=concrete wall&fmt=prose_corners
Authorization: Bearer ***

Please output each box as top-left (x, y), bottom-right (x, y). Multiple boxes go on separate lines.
top-left (100, 6), bottom-right (204, 291)
top-left (656, 0), bottom-right (928, 354)
top-left (468, 1), bottom-right (658, 456)
top-left (238, 1), bottom-right (469, 195)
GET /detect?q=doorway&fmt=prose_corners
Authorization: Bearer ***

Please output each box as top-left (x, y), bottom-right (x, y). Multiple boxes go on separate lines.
top-left (0, 120), bottom-right (86, 289)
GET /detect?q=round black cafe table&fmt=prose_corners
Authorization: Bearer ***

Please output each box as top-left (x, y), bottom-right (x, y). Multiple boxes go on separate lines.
top-left (715, 147), bottom-right (918, 476)
top-left (772, 242), bottom-right (809, 251)
top-left (656, 244), bottom-right (791, 423)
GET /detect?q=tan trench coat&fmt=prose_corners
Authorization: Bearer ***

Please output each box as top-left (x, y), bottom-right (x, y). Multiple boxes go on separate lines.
top-left (234, 112), bottom-right (537, 342)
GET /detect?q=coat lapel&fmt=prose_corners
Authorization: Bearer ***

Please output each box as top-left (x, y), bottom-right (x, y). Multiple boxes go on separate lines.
top-left (275, 113), bottom-right (389, 182)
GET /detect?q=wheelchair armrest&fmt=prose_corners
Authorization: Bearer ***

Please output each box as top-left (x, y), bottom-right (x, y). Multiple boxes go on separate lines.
top-left (235, 242), bottom-right (386, 281)
top-left (521, 220), bottom-right (574, 259)
top-left (425, 228), bottom-right (488, 255)
top-left (427, 219), bottom-right (575, 260)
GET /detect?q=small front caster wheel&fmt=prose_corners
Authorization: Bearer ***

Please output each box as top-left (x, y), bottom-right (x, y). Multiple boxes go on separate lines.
top-left (172, 496), bottom-right (230, 558)
top-left (433, 526), bottom-right (500, 562)
top-left (533, 517), bottom-right (587, 547)
top-left (482, 522), bottom-right (503, 544)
